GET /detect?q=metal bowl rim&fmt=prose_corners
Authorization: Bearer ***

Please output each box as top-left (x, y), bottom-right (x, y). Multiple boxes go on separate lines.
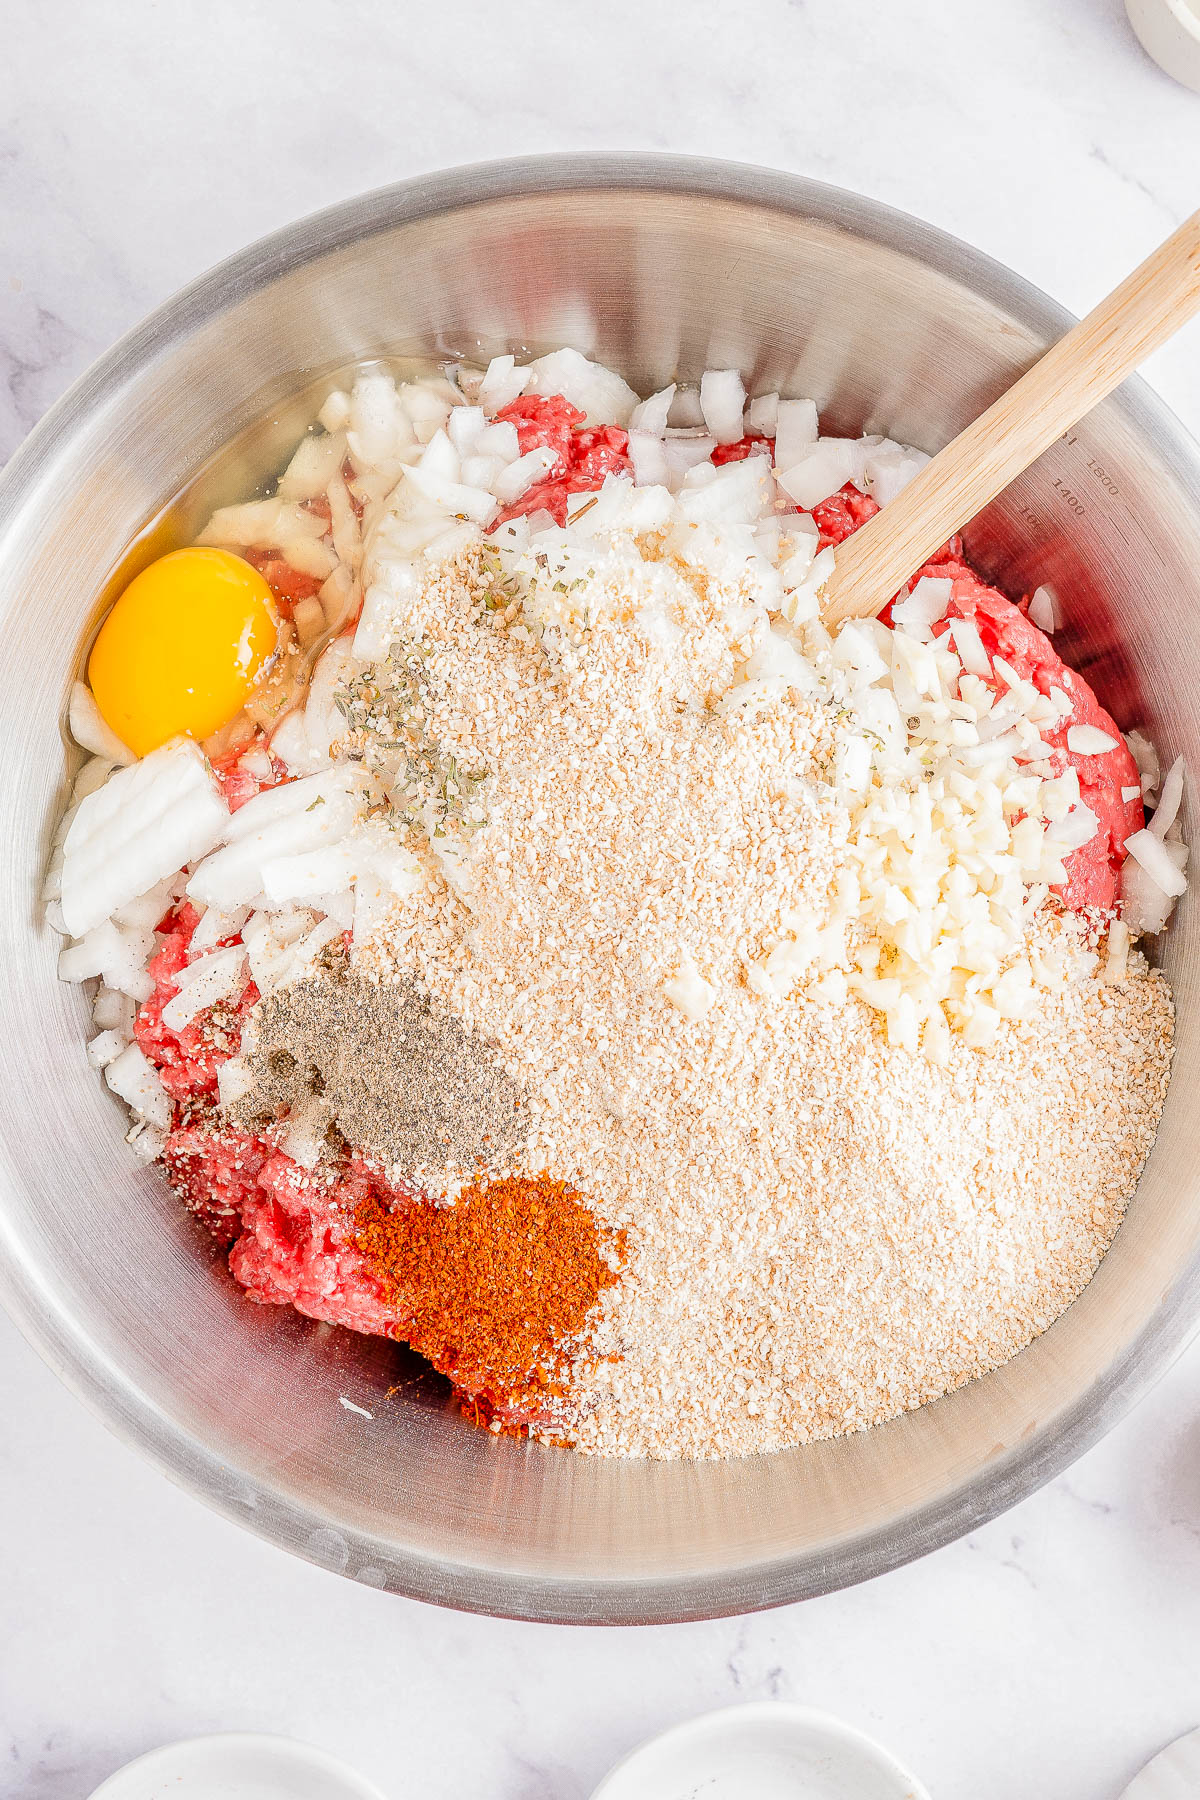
top-left (2, 151), bottom-right (1198, 1624)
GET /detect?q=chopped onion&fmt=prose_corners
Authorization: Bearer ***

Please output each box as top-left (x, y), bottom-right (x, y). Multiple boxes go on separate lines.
top-left (629, 385), bottom-right (676, 437)
top-left (1149, 755), bottom-right (1186, 839)
top-left (892, 577), bottom-right (952, 632)
top-left (478, 355), bottom-right (529, 415)
top-left (1049, 802), bottom-right (1100, 850)
top-left (1124, 827), bottom-right (1188, 897)
top-left (1066, 725), bottom-right (1119, 756)
top-left (773, 399), bottom-right (819, 473)
top-left (699, 369), bottom-right (747, 445)
top-left (1028, 585), bottom-right (1062, 633)
top-left (1121, 853), bottom-right (1179, 934)
top-left (746, 392), bottom-right (780, 437)
top-left (947, 617), bottom-right (991, 678)
top-left (628, 431), bottom-right (671, 488)
top-left (68, 682), bottom-right (135, 766)
top-left (1125, 727), bottom-right (1161, 801)
top-left (493, 446), bottom-right (558, 505)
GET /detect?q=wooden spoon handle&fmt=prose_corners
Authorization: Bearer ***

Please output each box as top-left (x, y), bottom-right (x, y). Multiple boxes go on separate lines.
top-left (821, 209), bottom-right (1200, 627)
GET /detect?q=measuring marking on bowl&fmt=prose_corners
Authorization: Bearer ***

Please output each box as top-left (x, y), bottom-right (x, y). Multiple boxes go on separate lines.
top-left (588, 1703), bottom-right (931, 1800)
top-left (86, 1732), bottom-right (388, 1800)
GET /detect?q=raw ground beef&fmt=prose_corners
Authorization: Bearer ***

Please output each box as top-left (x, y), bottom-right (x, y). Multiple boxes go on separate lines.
top-left (134, 905), bottom-right (259, 1101)
top-left (491, 394), bottom-right (632, 526)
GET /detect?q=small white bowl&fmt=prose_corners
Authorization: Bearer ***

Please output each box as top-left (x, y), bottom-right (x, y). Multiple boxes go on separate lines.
top-left (589, 1703), bottom-right (931, 1800)
top-left (1120, 1723), bottom-right (1200, 1796)
top-left (86, 1733), bottom-right (387, 1800)
top-left (1126, 0), bottom-right (1200, 94)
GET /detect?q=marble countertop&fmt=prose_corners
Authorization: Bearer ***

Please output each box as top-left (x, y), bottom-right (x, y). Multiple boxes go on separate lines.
top-left (5, 3), bottom-right (1200, 1796)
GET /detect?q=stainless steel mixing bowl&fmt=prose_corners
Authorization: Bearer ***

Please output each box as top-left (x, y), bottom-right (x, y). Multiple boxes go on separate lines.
top-left (1, 155), bottom-right (1198, 1625)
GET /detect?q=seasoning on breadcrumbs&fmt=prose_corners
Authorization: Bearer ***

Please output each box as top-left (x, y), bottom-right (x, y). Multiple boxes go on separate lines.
top-left (354, 1174), bottom-right (627, 1423)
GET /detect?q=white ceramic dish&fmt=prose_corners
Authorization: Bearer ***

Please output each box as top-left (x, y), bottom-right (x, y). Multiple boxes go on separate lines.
top-left (1126, 0), bottom-right (1200, 93)
top-left (589, 1703), bottom-right (930, 1800)
top-left (1120, 1723), bottom-right (1200, 1796)
top-left (86, 1733), bottom-right (388, 1800)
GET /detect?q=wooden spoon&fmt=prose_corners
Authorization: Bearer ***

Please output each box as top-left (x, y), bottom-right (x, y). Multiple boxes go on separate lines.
top-left (820, 209), bottom-right (1200, 627)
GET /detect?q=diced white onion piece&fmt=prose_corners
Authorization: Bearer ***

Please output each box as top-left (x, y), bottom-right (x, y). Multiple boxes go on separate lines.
top-left (326, 473), bottom-right (361, 572)
top-left (417, 428), bottom-right (460, 483)
top-left (947, 617), bottom-right (991, 678)
top-left (87, 1027), bottom-right (128, 1069)
top-left (160, 947), bottom-right (248, 1031)
top-left (93, 985), bottom-right (135, 1033)
top-left (776, 442), bottom-right (853, 511)
top-left (127, 1120), bottom-right (166, 1163)
top-left (352, 562), bottom-right (421, 664)
top-left (402, 463), bottom-right (497, 525)
top-left (277, 429), bottom-right (346, 502)
top-left (345, 374), bottom-right (416, 470)
top-left (1124, 827), bottom-right (1188, 897)
top-left (1149, 755), bottom-right (1186, 839)
top-left (629, 385), bottom-right (676, 437)
top-left (60, 741), bottom-right (229, 939)
top-left (478, 355), bottom-right (530, 415)
top-left (1028, 585), bottom-right (1062, 633)
top-left (198, 495), bottom-right (328, 551)
top-left (1121, 857), bottom-right (1174, 933)
top-left (1122, 785), bottom-right (1141, 804)
top-left (190, 903), bottom-right (250, 954)
top-left (261, 843), bottom-right (362, 906)
top-left (218, 1058), bottom-right (255, 1107)
top-left (105, 1043), bottom-right (172, 1129)
top-left (59, 921), bottom-right (121, 983)
top-left (317, 391), bottom-right (351, 434)
top-left (447, 405), bottom-right (486, 457)
top-left (280, 1094), bottom-right (331, 1169)
top-left (424, 522), bottom-right (479, 565)
top-left (269, 709), bottom-right (326, 776)
top-left (460, 453), bottom-right (505, 492)
top-left (1066, 725), bottom-right (1119, 756)
top-left (773, 399), bottom-right (819, 473)
top-left (663, 966), bottom-right (716, 1021)
top-left (661, 437), bottom-right (719, 491)
top-left (474, 421), bottom-right (521, 461)
top-left (522, 349), bottom-right (639, 426)
top-left (892, 577), bottom-right (952, 632)
top-left (628, 431), bottom-right (671, 488)
top-left (188, 768), bottom-right (366, 911)
top-left (239, 747), bottom-right (275, 782)
top-left (699, 369), bottom-right (747, 444)
top-left (1105, 918), bottom-right (1131, 981)
top-left (676, 456), bottom-right (773, 526)
top-left (862, 443), bottom-right (930, 507)
top-left (1125, 728), bottom-right (1161, 801)
top-left (493, 447), bottom-right (558, 505)
top-left (68, 683), bottom-right (135, 766)
top-left (1050, 802), bottom-right (1100, 850)
top-left (746, 392), bottom-right (780, 437)
top-left (304, 637), bottom-right (361, 766)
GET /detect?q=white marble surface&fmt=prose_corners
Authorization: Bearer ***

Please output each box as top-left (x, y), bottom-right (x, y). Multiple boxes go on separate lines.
top-left (4, 2), bottom-right (1200, 1796)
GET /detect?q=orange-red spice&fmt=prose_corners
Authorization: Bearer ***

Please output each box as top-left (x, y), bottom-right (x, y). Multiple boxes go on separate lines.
top-left (354, 1174), bottom-right (625, 1427)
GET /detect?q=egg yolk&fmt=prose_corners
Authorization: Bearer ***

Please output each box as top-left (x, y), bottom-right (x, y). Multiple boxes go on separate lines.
top-left (89, 547), bottom-right (279, 758)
